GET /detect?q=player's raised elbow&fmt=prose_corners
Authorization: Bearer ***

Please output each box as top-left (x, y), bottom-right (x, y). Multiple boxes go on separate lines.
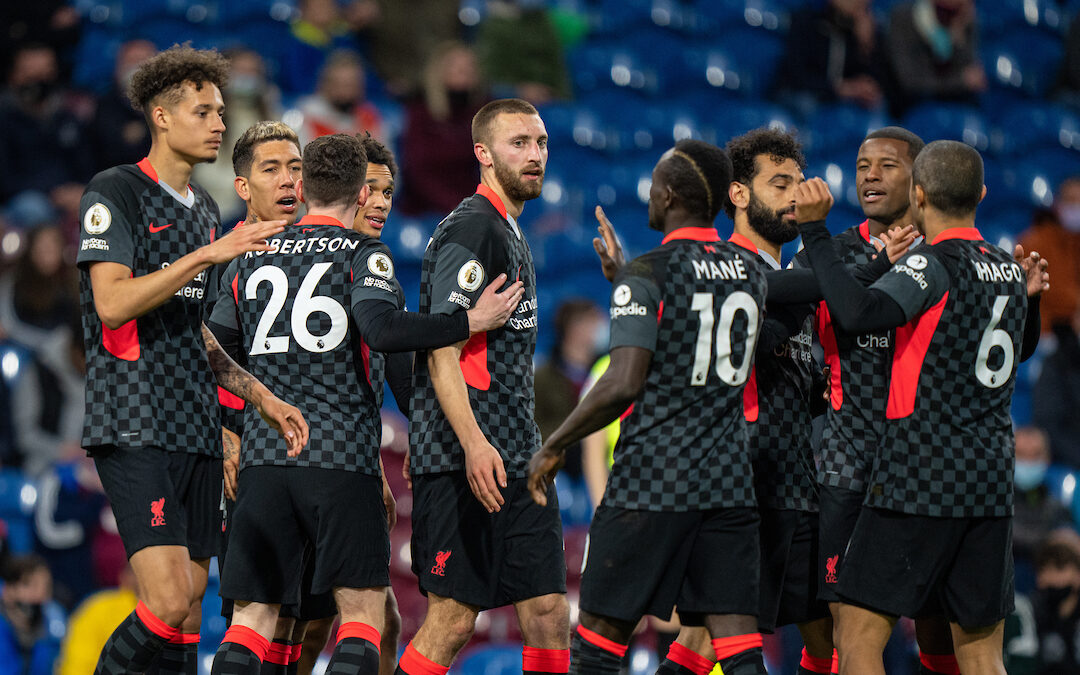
top-left (95, 300), bottom-right (132, 331)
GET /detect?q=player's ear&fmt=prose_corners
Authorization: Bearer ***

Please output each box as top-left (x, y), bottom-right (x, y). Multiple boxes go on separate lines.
top-left (234, 175), bottom-right (249, 202)
top-left (150, 104), bottom-right (169, 135)
top-left (729, 181), bottom-right (749, 211)
top-left (913, 184), bottom-right (926, 210)
top-left (979, 184), bottom-right (987, 203)
top-left (474, 142), bottom-right (493, 168)
top-left (296, 178), bottom-right (306, 204)
top-left (357, 184), bottom-right (370, 208)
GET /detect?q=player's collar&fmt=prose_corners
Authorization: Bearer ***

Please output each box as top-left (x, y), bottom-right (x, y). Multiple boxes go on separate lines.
top-left (931, 227), bottom-right (982, 245)
top-left (859, 220), bottom-right (872, 243)
top-left (137, 157), bottom-right (194, 208)
top-left (296, 214), bottom-right (347, 228)
top-left (476, 183), bottom-right (508, 220)
top-left (662, 226), bottom-right (721, 244)
top-left (728, 232), bottom-right (758, 253)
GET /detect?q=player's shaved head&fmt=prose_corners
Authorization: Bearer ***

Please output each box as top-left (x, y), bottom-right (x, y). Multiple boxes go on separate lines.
top-left (301, 134), bottom-right (367, 208)
top-left (471, 98), bottom-right (539, 146)
top-left (128, 44), bottom-right (229, 117)
top-left (913, 140), bottom-right (984, 218)
top-left (233, 121), bottom-right (300, 177)
top-left (863, 126), bottom-right (925, 161)
top-left (656, 139), bottom-right (732, 222)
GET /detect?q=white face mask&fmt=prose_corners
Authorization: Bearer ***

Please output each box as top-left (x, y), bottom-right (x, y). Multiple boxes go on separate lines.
top-left (1059, 204), bottom-right (1080, 232)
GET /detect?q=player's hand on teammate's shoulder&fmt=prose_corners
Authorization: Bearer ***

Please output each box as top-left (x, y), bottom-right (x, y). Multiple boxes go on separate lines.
top-left (203, 218), bottom-right (287, 264)
top-left (1014, 244), bottom-right (1050, 297)
top-left (873, 224), bottom-right (917, 263)
top-left (794, 177), bottom-right (834, 224)
top-left (463, 439), bottom-right (507, 513)
top-left (527, 446), bottom-right (564, 507)
top-left (593, 205), bottom-right (626, 283)
top-left (253, 392), bottom-right (310, 457)
top-left (466, 273), bottom-right (525, 334)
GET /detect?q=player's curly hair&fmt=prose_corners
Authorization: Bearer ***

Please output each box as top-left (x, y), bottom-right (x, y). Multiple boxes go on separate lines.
top-left (660, 139), bottom-right (732, 222)
top-left (302, 134), bottom-right (368, 208)
top-left (128, 44), bottom-right (229, 116)
top-left (356, 131), bottom-right (398, 178)
top-left (724, 128), bottom-right (806, 219)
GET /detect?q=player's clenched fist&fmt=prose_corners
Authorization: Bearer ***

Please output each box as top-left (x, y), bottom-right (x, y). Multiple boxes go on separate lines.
top-left (527, 446), bottom-right (563, 506)
top-left (794, 177), bottom-right (834, 224)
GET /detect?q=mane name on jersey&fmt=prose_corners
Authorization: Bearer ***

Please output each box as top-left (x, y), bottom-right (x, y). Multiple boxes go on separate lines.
top-left (244, 236), bottom-right (360, 258)
top-left (972, 260), bottom-right (1023, 284)
top-left (692, 258), bottom-right (748, 280)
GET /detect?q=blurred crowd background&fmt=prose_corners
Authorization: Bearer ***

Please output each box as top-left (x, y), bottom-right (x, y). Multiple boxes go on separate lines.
top-left (0, 0), bottom-right (1078, 672)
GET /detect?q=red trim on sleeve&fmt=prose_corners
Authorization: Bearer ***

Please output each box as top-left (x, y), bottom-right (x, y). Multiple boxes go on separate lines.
top-left (231, 272), bottom-right (239, 303)
top-left (816, 302), bottom-right (843, 410)
top-left (743, 367), bottom-right (759, 422)
top-left (886, 292), bottom-right (949, 419)
top-left (136, 157), bottom-right (158, 182)
top-left (522, 646), bottom-right (570, 673)
top-left (657, 300), bottom-right (664, 324)
top-left (102, 319), bottom-right (140, 361)
top-left (728, 233), bottom-right (758, 253)
top-left (661, 227), bottom-right (721, 244)
top-left (931, 227), bottom-right (983, 244)
top-left (576, 625), bottom-right (628, 658)
top-left (460, 332), bottom-right (491, 391)
top-left (337, 622), bottom-right (381, 653)
top-left (475, 184), bottom-right (508, 220)
top-left (296, 214), bottom-right (347, 228)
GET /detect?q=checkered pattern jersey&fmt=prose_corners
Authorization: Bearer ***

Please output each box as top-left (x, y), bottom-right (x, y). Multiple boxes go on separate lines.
top-left (368, 285), bottom-right (405, 410)
top-left (409, 193), bottom-right (541, 478)
top-left (812, 224), bottom-right (893, 492)
top-left (76, 163), bottom-right (221, 456)
top-left (604, 237), bottom-right (766, 512)
top-left (868, 235), bottom-right (1027, 518)
top-left (209, 223), bottom-right (399, 476)
top-left (750, 251), bottom-right (820, 512)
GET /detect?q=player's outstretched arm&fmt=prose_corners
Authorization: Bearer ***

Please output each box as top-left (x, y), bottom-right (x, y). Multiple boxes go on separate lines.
top-left (795, 178), bottom-right (908, 335)
top-left (593, 206), bottom-right (626, 283)
top-left (87, 220), bottom-right (287, 328)
top-left (1014, 245), bottom-right (1050, 298)
top-left (528, 346), bottom-right (651, 506)
top-left (428, 342), bottom-right (507, 513)
top-left (202, 324), bottom-right (309, 457)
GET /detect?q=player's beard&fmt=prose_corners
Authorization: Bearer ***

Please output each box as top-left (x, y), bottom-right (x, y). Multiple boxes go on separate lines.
top-left (492, 152), bottom-right (544, 202)
top-left (747, 190), bottom-right (798, 245)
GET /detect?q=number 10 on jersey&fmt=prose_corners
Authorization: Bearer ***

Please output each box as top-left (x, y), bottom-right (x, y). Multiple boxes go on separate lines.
top-left (690, 291), bottom-right (760, 387)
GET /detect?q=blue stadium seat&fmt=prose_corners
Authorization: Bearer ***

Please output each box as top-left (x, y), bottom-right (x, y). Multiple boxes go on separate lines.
top-left (805, 156), bottom-right (862, 213)
top-left (799, 103), bottom-right (892, 157)
top-left (676, 30), bottom-right (785, 99)
top-left (902, 104), bottom-right (992, 152)
top-left (982, 29), bottom-right (1065, 98)
top-left (979, 0), bottom-right (1070, 39)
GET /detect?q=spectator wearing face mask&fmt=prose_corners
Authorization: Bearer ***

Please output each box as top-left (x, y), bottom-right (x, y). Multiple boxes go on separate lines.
top-left (1034, 533), bottom-right (1080, 674)
top-left (0, 555), bottom-right (65, 675)
top-left (294, 49), bottom-right (385, 147)
top-left (1014, 427), bottom-right (1075, 592)
top-left (1020, 180), bottom-right (1080, 335)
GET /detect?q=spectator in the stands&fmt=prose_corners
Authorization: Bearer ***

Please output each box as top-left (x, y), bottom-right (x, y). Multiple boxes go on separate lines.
top-left (476, 0), bottom-right (572, 103)
top-left (0, 554), bottom-right (65, 675)
top-left (1034, 532), bottom-right (1080, 675)
top-left (0, 223), bottom-right (77, 353)
top-left (1014, 426), bottom-right (1075, 591)
top-left (885, 0), bottom-right (986, 113)
top-left (399, 42), bottom-right (489, 215)
top-left (1056, 14), bottom-right (1080, 109)
top-left (87, 40), bottom-right (155, 175)
top-left (0, 3), bottom-right (80, 81)
top-left (1033, 308), bottom-right (1080, 469)
top-left (192, 48), bottom-right (282, 223)
top-left (773, 0), bottom-right (892, 112)
top-left (278, 0), bottom-right (364, 98)
top-left (56, 564), bottom-right (135, 675)
top-left (1019, 206), bottom-right (1080, 335)
top-left (0, 43), bottom-right (92, 209)
top-left (294, 49), bottom-right (384, 146)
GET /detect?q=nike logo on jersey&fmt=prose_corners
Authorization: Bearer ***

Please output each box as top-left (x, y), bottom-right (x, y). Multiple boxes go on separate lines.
top-left (149, 223), bottom-right (174, 233)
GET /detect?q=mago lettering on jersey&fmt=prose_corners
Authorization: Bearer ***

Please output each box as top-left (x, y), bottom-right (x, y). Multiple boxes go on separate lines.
top-left (458, 260), bottom-right (484, 292)
top-left (84, 203), bottom-right (111, 235)
top-left (610, 284), bottom-right (648, 318)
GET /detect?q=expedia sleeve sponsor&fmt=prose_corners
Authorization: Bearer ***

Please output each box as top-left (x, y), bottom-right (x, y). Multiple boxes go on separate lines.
top-left (872, 250), bottom-right (950, 322)
top-left (350, 242), bottom-right (403, 307)
top-left (608, 273), bottom-right (661, 353)
top-left (76, 184), bottom-right (135, 268)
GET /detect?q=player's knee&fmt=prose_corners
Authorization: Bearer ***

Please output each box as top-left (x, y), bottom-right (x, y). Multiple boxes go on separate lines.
top-left (144, 589), bottom-right (193, 628)
top-left (521, 594), bottom-right (570, 642)
top-left (383, 598), bottom-right (402, 642)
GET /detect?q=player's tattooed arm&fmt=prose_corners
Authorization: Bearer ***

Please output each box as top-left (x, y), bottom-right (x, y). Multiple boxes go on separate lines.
top-left (222, 428), bottom-right (240, 501)
top-left (429, 342), bottom-right (507, 513)
top-left (593, 206), bottom-right (626, 283)
top-left (202, 324), bottom-right (310, 456)
top-left (528, 346), bottom-right (651, 506)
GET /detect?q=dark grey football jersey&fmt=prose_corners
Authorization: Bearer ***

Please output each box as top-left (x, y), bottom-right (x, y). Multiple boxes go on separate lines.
top-left (868, 228), bottom-right (1027, 518)
top-left (77, 159), bottom-right (221, 456)
top-left (209, 214), bottom-right (402, 476)
top-left (603, 227), bottom-right (766, 512)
